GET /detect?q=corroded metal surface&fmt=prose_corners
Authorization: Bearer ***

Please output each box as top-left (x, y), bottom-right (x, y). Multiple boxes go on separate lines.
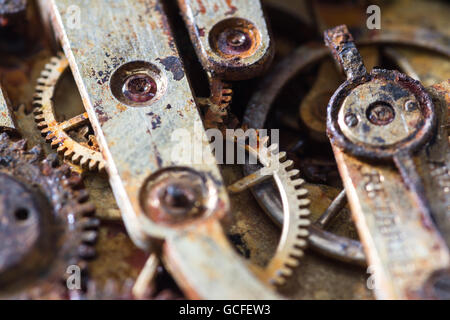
top-left (33, 53), bottom-right (106, 172)
top-left (325, 25), bottom-right (450, 299)
top-left (0, 86), bottom-right (15, 131)
top-left (0, 133), bottom-right (98, 299)
top-left (178, 0), bottom-right (273, 80)
top-left (45, 0), bottom-right (278, 299)
top-left (0, 0), bottom-right (448, 301)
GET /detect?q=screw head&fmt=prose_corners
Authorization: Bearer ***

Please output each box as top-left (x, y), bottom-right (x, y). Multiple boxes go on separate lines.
top-left (404, 100), bottom-right (418, 112)
top-left (344, 113), bottom-right (358, 127)
top-left (217, 28), bottom-right (252, 55)
top-left (140, 168), bottom-right (219, 226)
top-left (366, 102), bottom-right (395, 126)
top-left (226, 30), bottom-right (247, 47)
top-left (122, 73), bottom-right (157, 103)
top-left (160, 182), bottom-right (198, 216)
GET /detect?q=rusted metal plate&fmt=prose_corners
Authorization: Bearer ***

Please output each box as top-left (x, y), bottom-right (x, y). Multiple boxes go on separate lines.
top-left (45, 0), bottom-right (279, 299)
top-left (335, 146), bottom-right (450, 299)
top-left (46, 0), bottom-right (227, 245)
top-left (325, 25), bottom-right (450, 299)
top-left (178, 0), bottom-right (273, 80)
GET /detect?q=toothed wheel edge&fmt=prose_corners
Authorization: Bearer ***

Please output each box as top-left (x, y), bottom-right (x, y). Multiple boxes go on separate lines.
top-left (32, 53), bottom-right (105, 172)
top-left (0, 133), bottom-right (99, 299)
top-left (251, 138), bottom-right (311, 286)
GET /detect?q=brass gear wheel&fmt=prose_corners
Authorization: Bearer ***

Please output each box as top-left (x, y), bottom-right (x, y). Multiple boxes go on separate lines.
top-left (0, 133), bottom-right (99, 299)
top-left (229, 136), bottom-right (311, 286)
top-left (33, 53), bottom-right (105, 172)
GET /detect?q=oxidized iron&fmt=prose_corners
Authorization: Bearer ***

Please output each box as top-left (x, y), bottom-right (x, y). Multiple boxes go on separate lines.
top-left (0, 133), bottom-right (98, 299)
top-left (178, 0), bottom-right (273, 80)
top-left (41, 0), bottom-right (279, 299)
top-left (0, 0), bottom-right (449, 301)
top-left (324, 25), bottom-right (450, 299)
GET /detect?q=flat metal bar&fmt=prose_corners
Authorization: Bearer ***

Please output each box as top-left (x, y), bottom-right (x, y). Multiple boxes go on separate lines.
top-left (334, 147), bottom-right (450, 299)
top-left (46, 0), bottom-right (227, 247)
top-left (178, 0), bottom-right (273, 80)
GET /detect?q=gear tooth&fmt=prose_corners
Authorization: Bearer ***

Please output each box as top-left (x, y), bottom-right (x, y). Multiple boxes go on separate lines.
top-left (289, 247), bottom-right (305, 258)
top-left (297, 219), bottom-right (311, 227)
top-left (98, 162), bottom-right (106, 172)
top-left (80, 217), bottom-right (100, 229)
top-left (37, 122), bottom-right (49, 130)
top-left (33, 106), bottom-right (43, 114)
top-left (88, 160), bottom-right (99, 171)
top-left (71, 153), bottom-right (82, 164)
top-left (56, 144), bottom-right (68, 153)
top-left (80, 156), bottom-right (89, 168)
top-left (40, 128), bottom-right (51, 136)
top-left (270, 276), bottom-right (285, 287)
top-left (32, 96), bottom-right (43, 105)
top-left (296, 229), bottom-right (309, 238)
top-left (277, 151), bottom-right (287, 161)
top-left (298, 209), bottom-right (310, 217)
top-left (281, 267), bottom-right (294, 278)
top-left (295, 188), bottom-right (308, 197)
top-left (288, 169), bottom-right (300, 177)
top-left (64, 149), bottom-right (75, 158)
top-left (294, 238), bottom-right (308, 248)
top-left (297, 198), bottom-right (311, 207)
top-left (34, 114), bottom-right (45, 121)
top-left (267, 143), bottom-right (278, 152)
top-left (35, 85), bottom-right (48, 92)
top-left (292, 178), bottom-right (305, 187)
top-left (76, 189), bottom-right (90, 203)
top-left (77, 203), bottom-right (96, 217)
top-left (82, 230), bottom-right (98, 244)
top-left (45, 61), bottom-right (56, 69)
top-left (78, 244), bottom-right (96, 260)
top-left (50, 139), bottom-right (60, 148)
top-left (50, 56), bottom-right (62, 65)
top-left (36, 78), bottom-right (48, 85)
top-left (41, 69), bottom-right (51, 77)
top-left (286, 257), bottom-right (300, 268)
top-left (281, 159), bottom-right (294, 169)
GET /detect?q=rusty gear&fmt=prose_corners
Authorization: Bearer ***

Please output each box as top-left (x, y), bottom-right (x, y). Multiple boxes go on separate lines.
top-left (242, 26), bottom-right (450, 266)
top-left (0, 133), bottom-right (98, 299)
top-left (33, 53), bottom-right (105, 172)
top-left (198, 78), bottom-right (239, 133)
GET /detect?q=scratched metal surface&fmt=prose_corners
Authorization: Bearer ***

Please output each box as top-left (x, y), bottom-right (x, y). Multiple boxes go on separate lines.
top-left (0, 0), bottom-right (448, 300)
top-left (178, 0), bottom-right (273, 79)
top-left (47, 0), bottom-right (229, 245)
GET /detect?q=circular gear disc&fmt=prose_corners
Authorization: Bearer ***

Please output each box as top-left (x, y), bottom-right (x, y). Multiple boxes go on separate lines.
top-left (0, 133), bottom-right (99, 299)
top-left (33, 53), bottom-right (105, 172)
